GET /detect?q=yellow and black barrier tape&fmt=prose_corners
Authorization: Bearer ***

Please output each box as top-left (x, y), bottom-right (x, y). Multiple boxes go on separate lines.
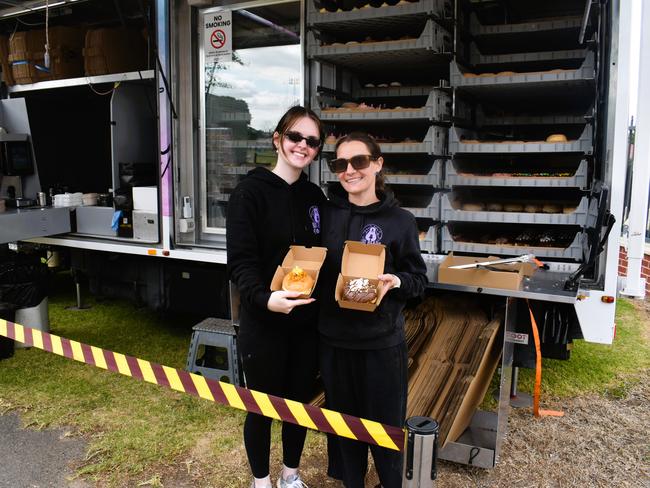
top-left (0, 319), bottom-right (404, 451)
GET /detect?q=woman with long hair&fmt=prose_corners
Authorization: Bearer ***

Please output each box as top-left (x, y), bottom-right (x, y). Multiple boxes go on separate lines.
top-left (226, 106), bottom-right (325, 488)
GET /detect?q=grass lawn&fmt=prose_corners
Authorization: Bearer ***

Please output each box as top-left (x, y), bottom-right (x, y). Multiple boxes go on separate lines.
top-left (1, 272), bottom-right (648, 486)
top-left (516, 298), bottom-right (650, 400)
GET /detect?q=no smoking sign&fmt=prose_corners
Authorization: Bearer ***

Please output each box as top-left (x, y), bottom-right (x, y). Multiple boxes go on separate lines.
top-left (204, 11), bottom-right (232, 62)
top-left (210, 29), bottom-right (226, 50)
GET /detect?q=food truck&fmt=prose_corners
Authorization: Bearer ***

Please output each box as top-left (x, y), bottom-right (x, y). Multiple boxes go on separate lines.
top-left (0, 0), bottom-right (643, 467)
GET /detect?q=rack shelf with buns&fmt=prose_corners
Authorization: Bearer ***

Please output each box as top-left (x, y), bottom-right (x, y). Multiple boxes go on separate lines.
top-left (321, 165), bottom-right (442, 187)
top-left (352, 83), bottom-right (438, 98)
top-left (468, 14), bottom-right (583, 54)
top-left (463, 44), bottom-right (590, 72)
top-left (440, 191), bottom-right (594, 226)
top-left (471, 104), bottom-right (591, 128)
top-left (449, 51), bottom-right (595, 91)
top-left (323, 125), bottom-right (448, 155)
top-left (392, 184), bottom-right (439, 208)
top-left (403, 202), bottom-right (440, 220)
top-left (308, 0), bottom-right (451, 28)
top-left (448, 125), bottom-right (593, 155)
top-left (444, 159), bottom-right (589, 189)
top-left (314, 88), bottom-right (451, 122)
top-left (308, 19), bottom-right (451, 71)
top-left (418, 223), bottom-right (438, 253)
top-left (441, 224), bottom-right (585, 261)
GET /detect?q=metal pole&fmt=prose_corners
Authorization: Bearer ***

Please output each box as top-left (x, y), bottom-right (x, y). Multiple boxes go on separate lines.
top-left (509, 366), bottom-right (532, 408)
top-left (65, 271), bottom-right (90, 311)
top-left (402, 416), bottom-right (438, 488)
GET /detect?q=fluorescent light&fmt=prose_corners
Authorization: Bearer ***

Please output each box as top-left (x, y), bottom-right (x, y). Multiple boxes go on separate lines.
top-left (2, 0), bottom-right (68, 16)
top-left (32, 1), bottom-right (66, 10)
top-left (2, 9), bottom-right (30, 16)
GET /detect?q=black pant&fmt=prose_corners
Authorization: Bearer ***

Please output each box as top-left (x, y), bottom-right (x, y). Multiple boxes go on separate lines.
top-left (237, 318), bottom-right (319, 479)
top-left (320, 341), bottom-right (407, 488)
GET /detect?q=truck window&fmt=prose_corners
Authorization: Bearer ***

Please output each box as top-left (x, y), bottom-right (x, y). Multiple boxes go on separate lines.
top-left (198, 1), bottom-right (301, 235)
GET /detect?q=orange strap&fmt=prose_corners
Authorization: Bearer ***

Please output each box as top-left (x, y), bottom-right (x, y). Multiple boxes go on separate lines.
top-left (526, 299), bottom-right (564, 418)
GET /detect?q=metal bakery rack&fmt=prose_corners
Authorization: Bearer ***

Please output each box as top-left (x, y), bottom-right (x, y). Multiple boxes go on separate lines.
top-left (307, 0), bottom-right (611, 469)
top-left (307, 0), bottom-right (453, 253)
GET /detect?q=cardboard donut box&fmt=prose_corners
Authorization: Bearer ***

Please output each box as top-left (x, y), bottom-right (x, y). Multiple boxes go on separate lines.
top-left (335, 241), bottom-right (386, 312)
top-left (438, 253), bottom-right (537, 290)
top-left (270, 246), bottom-right (327, 298)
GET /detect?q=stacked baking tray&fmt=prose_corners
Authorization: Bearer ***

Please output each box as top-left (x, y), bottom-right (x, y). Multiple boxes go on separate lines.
top-left (308, 0), bottom-right (454, 252)
top-left (443, 3), bottom-right (597, 261)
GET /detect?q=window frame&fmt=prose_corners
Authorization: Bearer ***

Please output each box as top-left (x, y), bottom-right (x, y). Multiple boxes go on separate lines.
top-left (197, 0), bottom-right (305, 237)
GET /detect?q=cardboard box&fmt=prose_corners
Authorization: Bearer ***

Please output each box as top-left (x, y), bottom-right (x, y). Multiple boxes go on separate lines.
top-left (83, 27), bottom-right (147, 76)
top-left (8, 27), bottom-right (84, 85)
top-left (438, 253), bottom-right (536, 291)
top-left (133, 186), bottom-right (158, 212)
top-left (335, 241), bottom-right (386, 312)
top-left (270, 246), bottom-right (327, 298)
top-left (0, 35), bottom-right (15, 86)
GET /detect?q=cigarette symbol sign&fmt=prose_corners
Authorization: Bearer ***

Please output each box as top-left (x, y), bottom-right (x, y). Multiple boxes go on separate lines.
top-left (210, 29), bottom-right (226, 50)
top-left (204, 12), bottom-right (232, 62)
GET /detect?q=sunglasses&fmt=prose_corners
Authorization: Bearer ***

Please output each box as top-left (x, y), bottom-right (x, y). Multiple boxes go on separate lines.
top-left (327, 154), bottom-right (375, 173)
top-left (284, 130), bottom-right (321, 149)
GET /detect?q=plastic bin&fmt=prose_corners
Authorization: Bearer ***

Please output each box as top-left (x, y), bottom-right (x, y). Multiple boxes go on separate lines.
top-left (14, 297), bottom-right (49, 349)
top-left (0, 253), bottom-right (49, 349)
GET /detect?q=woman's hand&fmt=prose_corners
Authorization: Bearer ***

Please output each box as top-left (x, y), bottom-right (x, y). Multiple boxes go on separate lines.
top-left (267, 290), bottom-right (315, 314)
top-left (377, 273), bottom-right (401, 301)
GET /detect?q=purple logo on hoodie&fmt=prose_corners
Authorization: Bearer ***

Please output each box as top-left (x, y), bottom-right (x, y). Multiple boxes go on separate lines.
top-left (309, 206), bottom-right (321, 234)
top-left (361, 224), bottom-right (383, 244)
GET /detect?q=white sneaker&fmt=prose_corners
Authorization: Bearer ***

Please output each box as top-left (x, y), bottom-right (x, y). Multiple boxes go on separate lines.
top-left (250, 481), bottom-right (272, 488)
top-left (276, 473), bottom-right (308, 488)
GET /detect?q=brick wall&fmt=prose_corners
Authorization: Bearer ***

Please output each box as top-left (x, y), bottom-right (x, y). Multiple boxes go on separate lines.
top-left (619, 246), bottom-right (650, 296)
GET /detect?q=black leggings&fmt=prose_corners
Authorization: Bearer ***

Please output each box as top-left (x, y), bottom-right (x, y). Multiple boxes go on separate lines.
top-left (238, 320), bottom-right (319, 478)
top-left (320, 341), bottom-right (408, 488)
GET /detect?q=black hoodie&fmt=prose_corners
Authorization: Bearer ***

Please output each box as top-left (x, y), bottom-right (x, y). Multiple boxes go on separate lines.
top-left (226, 167), bottom-right (326, 327)
top-left (318, 183), bottom-right (428, 349)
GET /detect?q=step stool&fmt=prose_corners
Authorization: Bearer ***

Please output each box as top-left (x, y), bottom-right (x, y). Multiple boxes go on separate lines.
top-left (185, 318), bottom-right (241, 385)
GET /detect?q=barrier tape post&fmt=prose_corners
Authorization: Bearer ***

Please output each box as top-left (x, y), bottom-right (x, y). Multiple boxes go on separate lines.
top-left (402, 416), bottom-right (439, 487)
top-left (0, 319), bottom-right (405, 452)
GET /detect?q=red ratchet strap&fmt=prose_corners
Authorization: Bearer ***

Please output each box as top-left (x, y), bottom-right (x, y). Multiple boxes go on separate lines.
top-left (526, 299), bottom-right (564, 418)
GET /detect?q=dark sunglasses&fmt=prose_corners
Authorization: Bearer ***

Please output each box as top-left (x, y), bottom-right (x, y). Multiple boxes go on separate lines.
top-left (284, 130), bottom-right (321, 149)
top-left (327, 154), bottom-right (375, 173)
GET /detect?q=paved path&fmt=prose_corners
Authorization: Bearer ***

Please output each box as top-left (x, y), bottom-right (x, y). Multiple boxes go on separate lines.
top-left (0, 413), bottom-right (89, 488)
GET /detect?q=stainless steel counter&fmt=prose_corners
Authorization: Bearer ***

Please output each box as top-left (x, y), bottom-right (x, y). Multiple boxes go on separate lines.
top-left (0, 206), bottom-right (72, 244)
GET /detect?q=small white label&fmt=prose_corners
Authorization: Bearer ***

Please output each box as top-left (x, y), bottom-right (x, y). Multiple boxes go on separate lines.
top-left (505, 331), bottom-right (529, 345)
top-left (182, 272), bottom-right (191, 279)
